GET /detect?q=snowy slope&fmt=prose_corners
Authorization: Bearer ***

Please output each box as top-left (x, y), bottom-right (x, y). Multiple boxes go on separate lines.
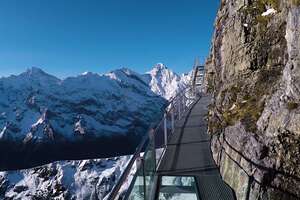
top-left (0, 65), bottom-right (189, 144)
top-left (0, 68), bottom-right (165, 143)
top-left (0, 67), bottom-right (169, 170)
top-left (0, 65), bottom-right (192, 199)
top-left (0, 65), bottom-right (190, 170)
top-left (0, 156), bottom-right (131, 200)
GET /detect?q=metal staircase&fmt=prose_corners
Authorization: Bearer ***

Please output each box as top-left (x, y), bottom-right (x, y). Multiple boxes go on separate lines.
top-left (191, 58), bottom-right (205, 94)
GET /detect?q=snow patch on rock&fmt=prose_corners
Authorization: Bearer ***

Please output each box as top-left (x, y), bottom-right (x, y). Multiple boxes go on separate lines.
top-left (262, 8), bottom-right (277, 16)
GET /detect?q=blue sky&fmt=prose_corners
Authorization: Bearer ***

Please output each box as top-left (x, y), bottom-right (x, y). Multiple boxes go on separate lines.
top-left (0, 0), bottom-right (219, 78)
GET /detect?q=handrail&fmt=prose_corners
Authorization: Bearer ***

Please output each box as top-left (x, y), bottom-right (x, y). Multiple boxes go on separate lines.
top-left (108, 86), bottom-right (197, 200)
top-left (108, 66), bottom-right (204, 200)
top-left (108, 133), bottom-right (149, 200)
top-left (215, 135), bottom-right (300, 199)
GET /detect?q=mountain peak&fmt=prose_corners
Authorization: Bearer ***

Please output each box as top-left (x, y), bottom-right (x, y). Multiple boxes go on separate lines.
top-left (25, 67), bottom-right (47, 76)
top-left (20, 67), bottom-right (61, 84)
top-left (154, 63), bottom-right (167, 70)
top-left (80, 71), bottom-right (98, 77)
top-left (81, 71), bottom-right (91, 76)
top-left (148, 63), bottom-right (171, 77)
top-left (145, 63), bottom-right (187, 100)
top-left (148, 63), bottom-right (169, 76)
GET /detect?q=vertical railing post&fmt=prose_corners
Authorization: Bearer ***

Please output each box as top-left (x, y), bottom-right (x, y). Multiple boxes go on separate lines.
top-left (141, 157), bottom-right (146, 200)
top-left (178, 97), bottom-right (181, 120)
top-left (164, 112), bottom-right (168, 147)
top-left (149, 129), bottom-right (156, 167)
top-left (171, 105), bottom-right (175, 133)
top-left (181, 94), bottom-right (185, 114)
top-left (183, 94), bottom-right (186, 112)
top-left (186, 94), bottom-right (188, 108)
top-left (135, 154), bottom-right (146, 200)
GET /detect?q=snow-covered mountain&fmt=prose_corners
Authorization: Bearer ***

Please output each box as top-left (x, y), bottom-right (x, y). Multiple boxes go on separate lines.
top-left (0, 64), bottom-right (192, 199)
top-left (0, 67), bottom-right (164, 142)
top-left (143, 63), bottom-right (189, 100)
top-left (0, 64), bottom-right (190, 170)
top-left (0, 67), bottom-right (164, 170)
top-left (0, 156), bottom-right (131, 200)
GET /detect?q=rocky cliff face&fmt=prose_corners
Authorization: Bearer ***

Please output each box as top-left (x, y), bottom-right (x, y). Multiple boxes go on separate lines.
top-left (205, 0), bottom-right (300, 199)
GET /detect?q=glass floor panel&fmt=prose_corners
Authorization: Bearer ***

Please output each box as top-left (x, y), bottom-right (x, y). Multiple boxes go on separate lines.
top-left (158, 176), bottom-right (199, 200)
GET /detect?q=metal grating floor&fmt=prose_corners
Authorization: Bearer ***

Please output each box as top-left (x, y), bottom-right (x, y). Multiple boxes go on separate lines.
top-left (157, 95), bottom-right (236, 200)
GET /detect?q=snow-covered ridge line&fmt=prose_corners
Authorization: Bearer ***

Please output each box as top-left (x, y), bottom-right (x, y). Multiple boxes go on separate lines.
top-left (0, 63), bottom-right (190, 169)
top-left (0, 63), bottom-right (192, 199)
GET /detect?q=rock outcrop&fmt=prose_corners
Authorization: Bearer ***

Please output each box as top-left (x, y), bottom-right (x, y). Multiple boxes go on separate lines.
top-left (205, 0), bottom-right (300, 199)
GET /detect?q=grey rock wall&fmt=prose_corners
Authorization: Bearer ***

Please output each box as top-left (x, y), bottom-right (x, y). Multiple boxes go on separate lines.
top-left (206, 0), bottom-right (300, 199)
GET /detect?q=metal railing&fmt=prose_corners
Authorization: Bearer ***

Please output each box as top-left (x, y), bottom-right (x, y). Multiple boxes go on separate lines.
top-left (108, 86), bottom-right (201, 200)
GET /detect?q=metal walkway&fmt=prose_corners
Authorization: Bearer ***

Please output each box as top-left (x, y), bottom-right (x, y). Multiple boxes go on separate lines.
top-left (157, 95), bottom-right (236, 200)
top-left (109, 63), bottom-right (236, 200)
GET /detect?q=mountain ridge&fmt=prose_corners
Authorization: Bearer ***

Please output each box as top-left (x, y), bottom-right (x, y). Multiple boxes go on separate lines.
top-left (0, 63), bottom-right (190, 170)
